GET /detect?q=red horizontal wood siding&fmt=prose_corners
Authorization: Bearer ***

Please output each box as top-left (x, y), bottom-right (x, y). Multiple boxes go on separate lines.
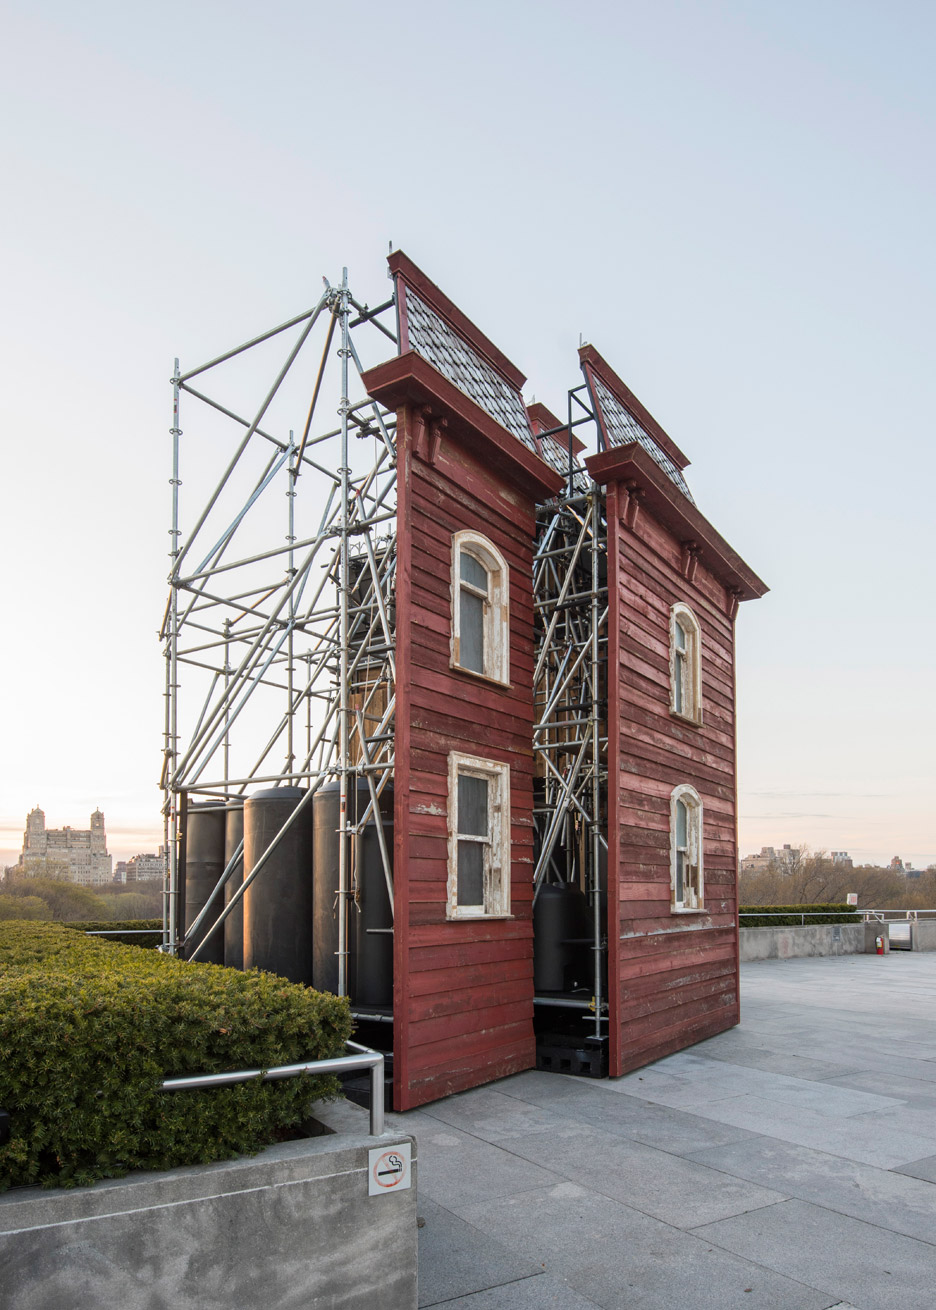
top-left (393, 403), bottom-right (539, 1110)
top-left (605, 479), bottom-right (741, 1076)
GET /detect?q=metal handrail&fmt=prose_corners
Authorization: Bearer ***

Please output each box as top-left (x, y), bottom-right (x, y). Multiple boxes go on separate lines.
top-left (84, 928), bottom-right (161, 936)
top-left (161, 1040), bottom-right (386, 1136)
top-left (739, 909), bottom-right (936, 925)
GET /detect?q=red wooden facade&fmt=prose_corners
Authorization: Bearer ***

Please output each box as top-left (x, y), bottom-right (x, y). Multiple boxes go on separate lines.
top-left (364, 255), bottom-right (562, 1110)
top-left (583, 347), bottom-right (766, 1077)
top-left (362, 257), bottom-right (765, 1108)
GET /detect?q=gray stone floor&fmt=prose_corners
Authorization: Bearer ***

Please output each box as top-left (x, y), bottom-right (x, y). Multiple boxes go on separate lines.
top-left (391, 954), bottom-right (936, 1309)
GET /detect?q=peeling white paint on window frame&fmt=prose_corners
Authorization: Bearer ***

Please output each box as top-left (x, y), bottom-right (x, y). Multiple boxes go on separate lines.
top-left (446, 751), bottom-right (511, 920)
top-left (450, 529), bottom-right (510, 686)
top-left (670, 782), bottom-right (704, 913)
top-left (669, 601), bottom-right (702, 726)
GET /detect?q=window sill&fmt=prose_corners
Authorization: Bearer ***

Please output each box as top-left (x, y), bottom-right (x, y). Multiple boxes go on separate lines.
top-left (669, 709), bottom-right (704, 728)
top-left (449, 660), bottom-right (511, 690)
top-left (671, 906), bottom-right (707, 915)
top-left (446, 910), bottom-right (514, 922)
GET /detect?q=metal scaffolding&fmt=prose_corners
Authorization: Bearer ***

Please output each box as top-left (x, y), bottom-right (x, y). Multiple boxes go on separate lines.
top-left (531, 399), bottom-right (610, 1041)
top-left (160, 269), bottom-right (398, 985)
top-left (161, 258), bottom-right (612, 1043)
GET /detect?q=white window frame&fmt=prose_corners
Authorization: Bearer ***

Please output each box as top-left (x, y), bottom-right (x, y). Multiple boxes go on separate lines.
top-left (670, 783), bottom-right (704, 912)
top-left (447, 752), bottom-right (511, 920)
top-left (669, 603), bottom-right (702, 725)
top-left (451, 530), bottom-right (509, 685)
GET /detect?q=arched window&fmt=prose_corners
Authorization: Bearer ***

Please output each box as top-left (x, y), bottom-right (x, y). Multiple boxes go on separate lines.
top-left (670, 603), bottom-right (702, 724)
top-left (451, 531), bottom-right (509, 685)
top-left (671, 784), bottom-right (703, 911)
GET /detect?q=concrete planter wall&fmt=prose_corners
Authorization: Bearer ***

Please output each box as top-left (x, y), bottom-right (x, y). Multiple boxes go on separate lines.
top-left (740, 922), bottom-right (866, 961)
top-left (0, 1102), bottom-right (416, 1310)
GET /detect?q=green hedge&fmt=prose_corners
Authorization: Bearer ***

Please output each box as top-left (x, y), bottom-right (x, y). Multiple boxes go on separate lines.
top-left (69, 919), bottom-right (163, 948)
top-left (0, 921), bottom-right (352, 1190)
top-left (739, 903), bottom-right (860, 928)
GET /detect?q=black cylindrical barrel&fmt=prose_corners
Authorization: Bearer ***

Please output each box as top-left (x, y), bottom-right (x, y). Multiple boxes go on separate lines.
top-left (351, 802), bottom-right (394, 1009)
top-left (533, 882), bottom-right (591, 992)
top-left (183, 803), bottom-right (226, 965)
top-left (243, 787), bottom-right (314, 985)
top-left (223, 801), bottom-right (245, 970)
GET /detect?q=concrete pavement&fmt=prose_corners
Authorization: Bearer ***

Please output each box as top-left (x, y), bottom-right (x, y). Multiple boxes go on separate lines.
top-left (393, 953), bottom-right (936, 1309)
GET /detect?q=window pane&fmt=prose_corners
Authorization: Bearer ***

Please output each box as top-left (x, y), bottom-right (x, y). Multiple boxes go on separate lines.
top-left (459, 588), bottom-right (484, 672)
top-left (460, 551), bottom-right (488, 591)
top-left (686, 862), bottom-right (698, 901)
top-left (674, 653), bottom-right (684, 712)
top-left (674, 620), bottom-right (687, 653)
top-left (676, 799), bottom-right (687, 848)
top-left (458, 773), bottom-right (488, 836)
top-left (457, 841), bottom-right (484, 906)
top-left (676, 851), bottom-right (684, 903)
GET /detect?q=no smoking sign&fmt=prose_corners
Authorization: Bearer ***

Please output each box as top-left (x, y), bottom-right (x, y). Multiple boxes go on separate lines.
top-left (367, 1141), bottom-right (412, 1196)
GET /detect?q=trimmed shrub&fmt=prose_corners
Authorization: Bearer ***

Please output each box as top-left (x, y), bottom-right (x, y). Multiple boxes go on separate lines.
top-left (739, 903), bottom-right (860, 928)
top-left (70, 919), bottom-right (163, 948)
top-left (0, 921), bottom-right (352, 1190)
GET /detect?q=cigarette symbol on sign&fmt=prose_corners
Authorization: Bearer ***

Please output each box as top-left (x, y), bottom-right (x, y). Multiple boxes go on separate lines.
top-left (372, 1149), bottom-right (407, 1189)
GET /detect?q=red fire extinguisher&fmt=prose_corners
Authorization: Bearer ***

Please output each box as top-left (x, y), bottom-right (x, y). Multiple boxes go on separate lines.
top-left (875, 935), bottom-right (884, 955)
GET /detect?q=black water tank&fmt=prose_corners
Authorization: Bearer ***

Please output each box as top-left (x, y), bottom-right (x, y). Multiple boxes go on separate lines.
top-left (350, 800), bottom-right (394, 1009)
top-left (223, 801), bottom-right (245, 970)
top-left (312, 780), bottom-right (372, 995)
top-left (183, 803), bottom-right (227, 965)
top-left (243, 787), bottom-right (314, 984)
top-left (533, 882), bottom-right (592, 992)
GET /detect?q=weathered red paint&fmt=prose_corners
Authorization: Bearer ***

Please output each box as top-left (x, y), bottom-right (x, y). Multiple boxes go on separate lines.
top-left (586, 391), bottom-right (766, 1078)
top-left (364, 268), bottom-right (561, 1111)
top-left (360, 253), bottom-right (765, 1108)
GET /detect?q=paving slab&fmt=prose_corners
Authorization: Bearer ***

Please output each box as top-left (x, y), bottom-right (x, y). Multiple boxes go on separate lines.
top-left (686, 1135), bottom-right (936, 1244)
top-left (416, 1196), bottom-right (543, 1307)
top-left (454, 1182), bottom-right (833, 1310)
top-left (611, 1061), bottom-right (904, 1118)
top-left (697, 1046), bottom-right (863, 1081)
top-left (474, 1122), bottom-right (786, 1229)
top-left (452, 1075), bottom-right (761, 1156)
top-left (426, 1272), bottom-right (604, 1309)
top-left (821, 1069), bottom-right (936, 1101)
top-left (418, 1086), bottom-right (574, 1142)
top-left (411, 1121), bottom-right (562, 1209)
top-left (400, 955), bottom-right (936, 1309)
top-left (677, 1091), bottom-right (936, 1168)
top-left (894, 1153), bottom-right (936, 1184)
top-left (694, 1197), bottom-right (936, 1310)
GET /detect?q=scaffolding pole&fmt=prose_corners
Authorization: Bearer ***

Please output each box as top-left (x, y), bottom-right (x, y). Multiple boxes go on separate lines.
top-left (162, 268), bottom-right (398, 967)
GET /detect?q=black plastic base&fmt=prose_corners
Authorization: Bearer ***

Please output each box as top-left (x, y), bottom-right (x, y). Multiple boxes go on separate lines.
top-left (536, 1031), bottom-right (608, 1079)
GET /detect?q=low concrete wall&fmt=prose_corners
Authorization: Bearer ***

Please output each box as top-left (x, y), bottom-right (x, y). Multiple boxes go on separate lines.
top-left (740, 922), bottom-right (866, 961)
top-left (0, 1102), bottom-right (416, 1310)
top-left (912, 920), bottom-right (936, 951)
top-left (865, 922), bottom-right (891, 954)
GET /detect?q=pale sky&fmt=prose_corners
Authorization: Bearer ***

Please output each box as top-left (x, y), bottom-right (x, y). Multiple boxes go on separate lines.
top-left (2, 1), bottom-right (933, 869)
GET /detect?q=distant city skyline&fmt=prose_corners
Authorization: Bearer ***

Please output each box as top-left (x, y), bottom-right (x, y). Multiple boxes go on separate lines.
top-left (2, 2), bottom-right (932, 872)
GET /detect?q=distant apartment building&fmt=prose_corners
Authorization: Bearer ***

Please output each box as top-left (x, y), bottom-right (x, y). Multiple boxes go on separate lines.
top-left (831, 851), bottom-right (853, 868)
top-left (126, 850), bottom-right (167, 882)
top-left (739, 844), bottom-right (801, 874)
top-left (19, 806), bottom-right (113, 885)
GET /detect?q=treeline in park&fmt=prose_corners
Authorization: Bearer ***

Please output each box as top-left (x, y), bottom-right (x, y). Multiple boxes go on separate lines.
top-left (739, 848), bottom-right (936, 911)
top-left (0, 860), bottom-right (162, 923)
